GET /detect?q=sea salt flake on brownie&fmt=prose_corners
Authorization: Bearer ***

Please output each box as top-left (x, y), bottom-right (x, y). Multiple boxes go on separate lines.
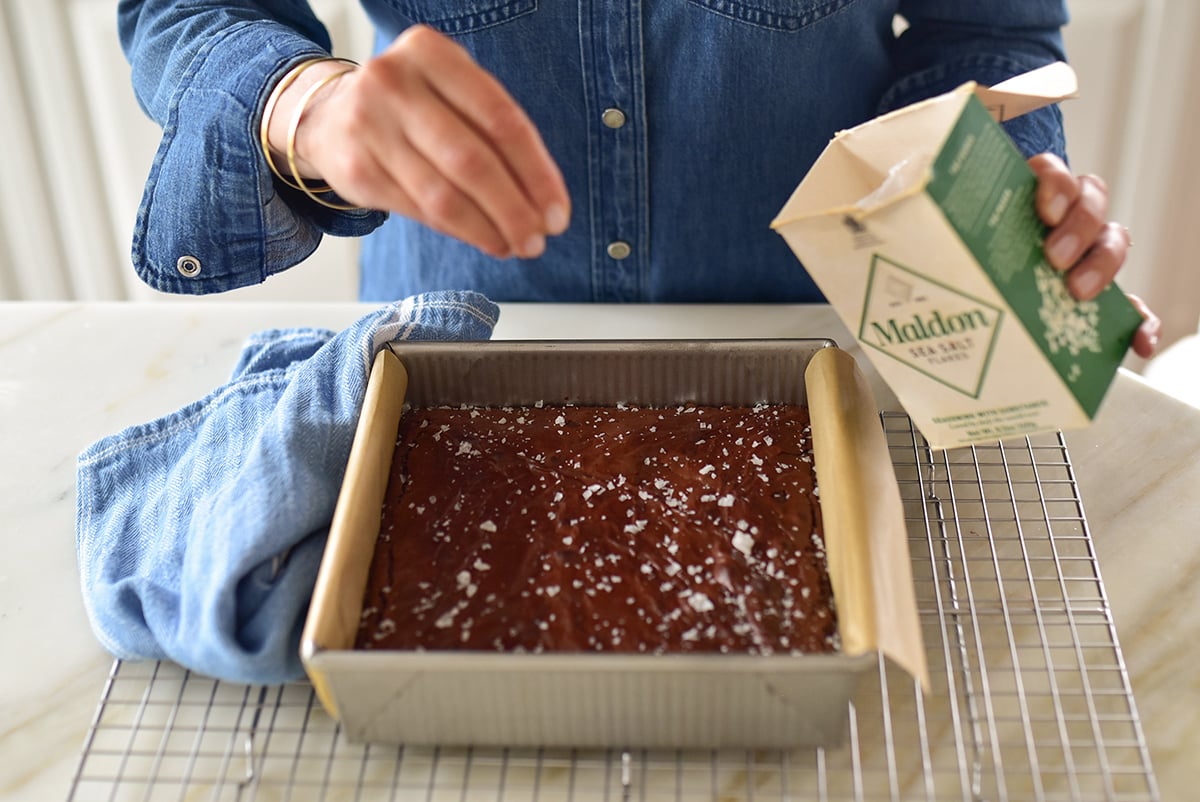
top-left (731, 530), bottom-right (754, 558)
top-left (357, 402), bottom-right (836, 656)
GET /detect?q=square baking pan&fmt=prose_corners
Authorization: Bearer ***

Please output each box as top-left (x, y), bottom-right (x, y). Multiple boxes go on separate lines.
top-left (301, 339), bottom-right (926, 749)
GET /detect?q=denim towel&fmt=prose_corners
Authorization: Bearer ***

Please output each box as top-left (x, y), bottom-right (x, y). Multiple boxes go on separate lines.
top-left (76, 292), bottom-right (500, 684)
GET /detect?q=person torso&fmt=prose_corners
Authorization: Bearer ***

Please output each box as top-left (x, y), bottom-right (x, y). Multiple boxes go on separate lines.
top-left (359, 0), bottom-right (900, 301)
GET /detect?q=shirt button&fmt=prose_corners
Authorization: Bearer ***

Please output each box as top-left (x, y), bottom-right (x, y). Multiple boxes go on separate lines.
top-left (601, 108), bottom-right (627, 129)
top-left (606, 240), bottom-right (632, 260)
top-left (176, 256), bottom-right (202, 277)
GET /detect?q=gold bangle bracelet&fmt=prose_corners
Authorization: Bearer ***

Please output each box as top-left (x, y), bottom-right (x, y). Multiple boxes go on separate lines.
top-left (286, 67), bottom-right (361, 211)
top-left (259, 56), bottom-right (357, 193)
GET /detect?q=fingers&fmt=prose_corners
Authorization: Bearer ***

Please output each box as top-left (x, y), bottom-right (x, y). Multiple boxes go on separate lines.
top-left (1062, 222), bottom-right (1129, 301)
top-left (375, 26), bottom-right (570, 256)
top-left (365, 132), bottom-right (514, 259)
top-left (1028, 153), bottom-right (1125, 298)
top-left (1127, 293), bottom-right (1163, 359)
top-left (285, 25), bottom-right (570, 259)
top-left (369, 58), bottom-right (547, 257)
top-left (399, 26), bottom-right (571, 236)
top-left (1029, 153), bottom-right (1075, 226)
top-left (1029, 154), bottom-right (1159, 358)
top-left (1029, 152), bottom-right (1109, 274)
top-left (345, 63), bottom-right (518, 257)
top-left (309, 81), bottom-right (514, 258)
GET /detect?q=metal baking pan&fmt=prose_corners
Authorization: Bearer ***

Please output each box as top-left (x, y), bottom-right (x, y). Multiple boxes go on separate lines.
top-left (301, 339), bottom-right (926, 748)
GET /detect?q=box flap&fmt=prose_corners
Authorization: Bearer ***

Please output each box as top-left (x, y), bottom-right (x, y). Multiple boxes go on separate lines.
top-left (974, 61), bottom-right (1078, 122)
top-left (772, 62), bottom-right (1078, 229)
top-left (772, 85), bottom-right (972, 227)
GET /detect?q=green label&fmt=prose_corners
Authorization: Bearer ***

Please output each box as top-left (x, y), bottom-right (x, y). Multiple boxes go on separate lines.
top-left (925, 94), bottom-right (1142, 416)
top-left (858, 254), bottom-right (1005, 398)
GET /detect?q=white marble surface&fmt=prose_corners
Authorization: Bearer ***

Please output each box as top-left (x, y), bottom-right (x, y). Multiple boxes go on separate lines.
top-left (0, 301), bottom-right (1196, 801)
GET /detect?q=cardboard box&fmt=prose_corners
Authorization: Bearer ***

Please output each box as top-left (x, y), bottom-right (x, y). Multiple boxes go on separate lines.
top-left (772, 66), bottom-right (1142, 449)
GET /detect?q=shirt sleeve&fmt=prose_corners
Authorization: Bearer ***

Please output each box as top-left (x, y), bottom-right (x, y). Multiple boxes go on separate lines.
top-left (884, 1), bottom-right (1070, 161)
top-left (117, 1), bottom-right (388, 295)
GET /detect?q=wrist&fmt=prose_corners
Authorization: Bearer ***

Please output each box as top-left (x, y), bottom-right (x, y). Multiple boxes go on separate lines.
top-left (260, 57), bottom-right (357, 183)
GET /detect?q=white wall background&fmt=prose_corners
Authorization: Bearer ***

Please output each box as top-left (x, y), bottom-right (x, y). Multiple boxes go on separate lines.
top-left (1, 0), bottom-right (1197, 356)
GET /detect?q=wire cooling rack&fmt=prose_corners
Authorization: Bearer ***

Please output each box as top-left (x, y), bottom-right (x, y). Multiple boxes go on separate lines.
top-left (66, 413), bottom-right (1159, 802)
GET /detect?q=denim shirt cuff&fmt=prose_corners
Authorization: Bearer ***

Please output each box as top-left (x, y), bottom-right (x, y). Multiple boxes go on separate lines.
top-left (132, 21), bottom-right (387, 295)
top-left (877, 53), bottom-right (1068, 162)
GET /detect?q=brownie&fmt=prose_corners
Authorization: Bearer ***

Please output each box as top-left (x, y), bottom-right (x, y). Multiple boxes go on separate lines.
top-left (355, 403), bottom-right (837, 655)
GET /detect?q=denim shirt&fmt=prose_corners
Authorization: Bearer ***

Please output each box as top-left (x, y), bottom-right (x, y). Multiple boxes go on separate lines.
top-left (118, 0), bottom-right (1068, 302)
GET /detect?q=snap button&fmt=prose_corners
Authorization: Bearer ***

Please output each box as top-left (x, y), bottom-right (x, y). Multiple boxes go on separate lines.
top-left (606, 240), bottom-right (632, 260)
top-left (176, 256), bottom-right (202, 277)
top-left (601, 108), bottom-right (627, 129)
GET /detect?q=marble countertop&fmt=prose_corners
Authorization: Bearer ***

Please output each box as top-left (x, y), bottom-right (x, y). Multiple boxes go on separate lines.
top-left (1, 301), bottom-right (1196, 801)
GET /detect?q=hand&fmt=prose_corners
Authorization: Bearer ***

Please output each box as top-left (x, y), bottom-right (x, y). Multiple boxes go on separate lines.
top-left (265, 25), bottom-right (570, 260)
top-left (1028, 154), bottom-right (1161, 358)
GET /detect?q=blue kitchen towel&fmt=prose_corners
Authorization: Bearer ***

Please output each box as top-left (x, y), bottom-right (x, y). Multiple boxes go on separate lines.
top-left (76, 292), bottom-right (499, 685)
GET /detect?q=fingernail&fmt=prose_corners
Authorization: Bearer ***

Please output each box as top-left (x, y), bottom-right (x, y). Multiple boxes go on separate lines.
top-left (1073, 267), bottom-right (1103, 299)
top-left (1049, 234), bottom-right (1078, 269)
top-left (1047, 194), bottom-right (1068, 225)
top-left (545, 204), bottom-right (569, 235)
top-left (522, 233), bottom-right (546, 258)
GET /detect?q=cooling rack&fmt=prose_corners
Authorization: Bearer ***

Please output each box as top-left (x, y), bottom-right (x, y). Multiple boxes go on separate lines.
top-left (66, 412), bottom-right (1159, 801)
